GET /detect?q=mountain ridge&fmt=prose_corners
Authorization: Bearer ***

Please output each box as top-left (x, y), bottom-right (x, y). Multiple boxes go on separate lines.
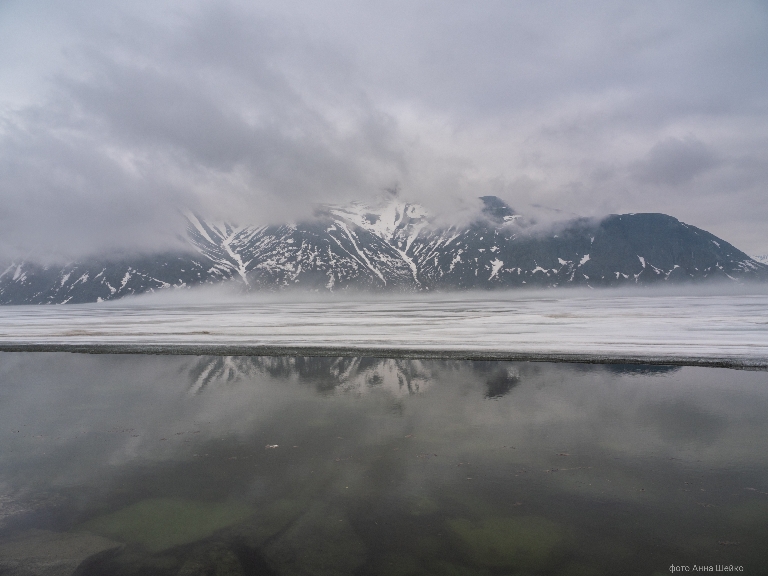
top-left (1, 197), bottom-right (766, 304)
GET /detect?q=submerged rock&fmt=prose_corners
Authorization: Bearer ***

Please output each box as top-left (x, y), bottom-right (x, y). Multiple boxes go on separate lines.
top-left (72, 538), bottom-right (276, 576)
top-left (263, 502), bottom-right (367, 575)
top-left (82, 498), bottom-right (252, 552)
top-left (0, 529), bottom-right (121, 576)
top-left (447, 515), bottom-right (566, 571)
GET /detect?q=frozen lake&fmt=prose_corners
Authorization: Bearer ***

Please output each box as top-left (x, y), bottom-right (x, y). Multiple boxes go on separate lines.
top-left (2, 290), bottom-right (768, 573)
top-left (1, 290), bottom-right (767, 368)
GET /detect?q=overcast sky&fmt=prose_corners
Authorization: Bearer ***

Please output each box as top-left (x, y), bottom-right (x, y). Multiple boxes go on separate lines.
top-left (1, 0), bottom-right (767, 261)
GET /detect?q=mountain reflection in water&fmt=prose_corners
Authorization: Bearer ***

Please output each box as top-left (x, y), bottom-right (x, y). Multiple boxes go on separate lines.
top-left (186, 355), bottom-right (533, 399)
top-left (0, 352), bottom-right (765, 576)
top-left (187, 356), bottom-right (435, 395)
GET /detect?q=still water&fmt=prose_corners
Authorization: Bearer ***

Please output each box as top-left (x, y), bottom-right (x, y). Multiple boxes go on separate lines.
top-left (0, 353), bottom-right (766, 575)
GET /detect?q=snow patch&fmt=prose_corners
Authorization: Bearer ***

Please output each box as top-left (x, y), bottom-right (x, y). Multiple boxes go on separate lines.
top-left (448, 250), bottom-right (463, 273)
top-left (489, 259), bottom-right (503, 280)
top-left (185, 212), bottom-right (215, 244)
top-left (221, 229), bottom-right (251, 286)
top-left (336, 221), bottom-right (386, 285)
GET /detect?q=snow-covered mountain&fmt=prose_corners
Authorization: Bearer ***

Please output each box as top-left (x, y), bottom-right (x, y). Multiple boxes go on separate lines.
top-left (0, 254), bottom-right (209, 304)
top-left (1, 196), bottom-right (766, 304)
top-left (406, 207), bottom-right (767, 289)
top-left (184, 207), bottom-right (419, 291)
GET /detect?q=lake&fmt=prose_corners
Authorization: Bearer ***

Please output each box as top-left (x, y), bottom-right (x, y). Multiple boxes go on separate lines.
top-left (0, 353), bottom-right (766, 575)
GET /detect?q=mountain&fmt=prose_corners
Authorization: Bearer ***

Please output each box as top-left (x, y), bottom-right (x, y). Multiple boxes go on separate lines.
top-left (1, 197), bottom-right (766, 304)
top-left (0, 254), bottom-right (210, 305)
top-left (184, 210), bottom-right (418, 291)
top-left (406, 209), bottom-right (766, 289)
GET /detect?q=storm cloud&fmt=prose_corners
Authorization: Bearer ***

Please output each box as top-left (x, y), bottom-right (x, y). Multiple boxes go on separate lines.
top-left (0, 0), bottom-right (767, 261)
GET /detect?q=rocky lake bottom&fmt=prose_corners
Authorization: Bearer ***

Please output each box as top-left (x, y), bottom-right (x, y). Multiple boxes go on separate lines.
top-left (0, 353), bottom-right (766, 575)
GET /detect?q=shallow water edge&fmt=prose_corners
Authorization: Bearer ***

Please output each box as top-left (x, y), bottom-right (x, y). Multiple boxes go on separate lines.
top-left (0, 343), bottom-right (766, 370)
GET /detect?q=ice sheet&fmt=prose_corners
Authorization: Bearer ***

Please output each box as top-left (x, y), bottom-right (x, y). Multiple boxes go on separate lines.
top-left (1, 292), bottom-right (767, 367)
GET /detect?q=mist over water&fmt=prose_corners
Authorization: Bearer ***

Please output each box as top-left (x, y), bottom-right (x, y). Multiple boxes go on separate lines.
top-left (112, 279), bottom-right (768, 307)
top-left (0, 352), bottom-right (767, 574)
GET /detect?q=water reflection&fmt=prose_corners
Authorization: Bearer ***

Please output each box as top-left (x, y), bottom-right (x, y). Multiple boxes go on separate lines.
top-left (186, 355), bottom-right (531, 399)
top-left (187, 356), bottom-right (436, 396)
top-left (603, 364), bottom-right (682, 376)
top-left (0, 353), bottom-right (766, 575)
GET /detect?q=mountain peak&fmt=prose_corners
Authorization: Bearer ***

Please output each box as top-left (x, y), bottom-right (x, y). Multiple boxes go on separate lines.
top-left (480, 196), bottom-right (519, 223)
top-left (326, 198), bottom-right (428, 249)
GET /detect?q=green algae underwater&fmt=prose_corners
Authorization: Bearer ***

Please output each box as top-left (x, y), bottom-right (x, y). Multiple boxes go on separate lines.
top-left (0, 353), bottom-right (767, 575)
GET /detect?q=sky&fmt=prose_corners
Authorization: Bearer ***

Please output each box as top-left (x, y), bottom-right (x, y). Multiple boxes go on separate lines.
top-left (0, 0), bottom-right (767, 261)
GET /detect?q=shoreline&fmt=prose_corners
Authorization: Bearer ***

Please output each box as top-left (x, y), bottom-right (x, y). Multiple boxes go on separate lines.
top-left (1, 342), bottom-right (766, 370)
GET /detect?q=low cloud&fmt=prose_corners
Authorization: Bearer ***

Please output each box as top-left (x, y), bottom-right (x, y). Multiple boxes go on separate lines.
top-left (0, 0), bottom-right (767, 262)
top-left (631, 136), bottom-right (719, 186)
